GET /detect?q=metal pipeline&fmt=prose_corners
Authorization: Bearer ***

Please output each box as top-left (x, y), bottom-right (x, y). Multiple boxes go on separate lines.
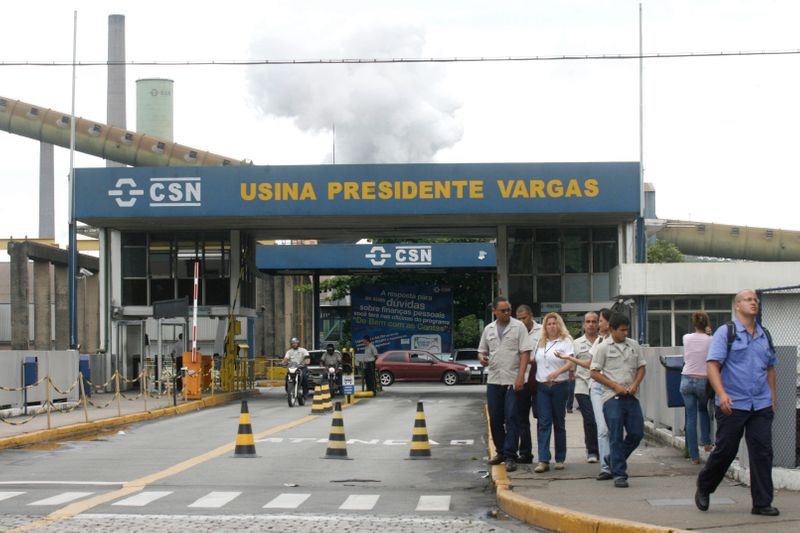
top-left (0, 96), bottom-right (245, 167)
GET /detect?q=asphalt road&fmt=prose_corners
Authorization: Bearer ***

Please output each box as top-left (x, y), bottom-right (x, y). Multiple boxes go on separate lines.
top-left (0, 383), bottom-right (541, 532)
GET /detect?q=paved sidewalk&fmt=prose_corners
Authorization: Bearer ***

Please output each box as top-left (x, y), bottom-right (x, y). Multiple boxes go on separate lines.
top-left (494, 409), bottom-right (800, 532)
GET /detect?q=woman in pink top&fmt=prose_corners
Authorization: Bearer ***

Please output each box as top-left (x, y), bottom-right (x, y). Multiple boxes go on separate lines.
top-left (680, 311), bottom-right (714, 463)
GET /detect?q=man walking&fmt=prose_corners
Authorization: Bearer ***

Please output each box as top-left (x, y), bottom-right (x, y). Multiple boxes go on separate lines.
top-left (515, 304), bottom-right (541, 464)
top-left (695, 289), bottom-right (779, 516)
top-left (479, 297), bottom-right (533, 472)
top-left (590, 313), bottom-right (646, 488)
top-left (362, 335), bottom-right (379, 393)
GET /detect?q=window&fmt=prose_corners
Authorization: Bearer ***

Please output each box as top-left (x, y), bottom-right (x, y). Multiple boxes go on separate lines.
top-left (382, 352), bottom-right (407, 362)
top-left (645, 295), bottom-right (733, 346)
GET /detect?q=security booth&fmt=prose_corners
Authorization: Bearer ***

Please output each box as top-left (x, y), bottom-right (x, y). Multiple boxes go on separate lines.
top-left (74, 161), bottom-right (643, 374)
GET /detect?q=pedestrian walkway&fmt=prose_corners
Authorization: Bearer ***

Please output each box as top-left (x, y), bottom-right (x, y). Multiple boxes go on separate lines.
top-left (492, 409), bottom-right (800, 532)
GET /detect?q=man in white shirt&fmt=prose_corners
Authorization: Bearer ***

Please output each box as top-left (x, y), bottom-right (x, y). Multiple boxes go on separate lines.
top-left (478, 297), bottom-right (533, 472)
top-left (283, 336), bottom-right (310, 397)
top-left (514, 304), bottom-right (541, 464)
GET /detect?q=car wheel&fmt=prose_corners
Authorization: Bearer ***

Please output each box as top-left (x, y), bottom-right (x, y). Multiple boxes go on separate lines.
top-left (442, 370), bottom-right (458, 386)
top-left (379, 370), bottom-right (394, 387)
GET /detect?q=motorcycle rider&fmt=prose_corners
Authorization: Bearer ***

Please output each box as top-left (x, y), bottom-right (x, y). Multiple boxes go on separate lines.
top-left (283, 337), bottom-right (310, 398)
top-left (320, 343), bottom-right (343, 394)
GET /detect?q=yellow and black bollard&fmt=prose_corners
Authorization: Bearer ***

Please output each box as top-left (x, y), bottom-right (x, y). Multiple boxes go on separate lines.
top-left (323, 401), bottom-right (351, 459)
top-left (408, 401), bottom-right (432, 459)
top-left (233, 400), bottom-right (257, 457)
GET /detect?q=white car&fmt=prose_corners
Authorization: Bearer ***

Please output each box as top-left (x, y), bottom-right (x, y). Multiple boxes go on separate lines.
top-left (451, 348), bottom-right (485, 382)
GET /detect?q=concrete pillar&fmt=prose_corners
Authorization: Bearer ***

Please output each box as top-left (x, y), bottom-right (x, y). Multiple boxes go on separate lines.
top-left (496, 225), bottom-right (508, 297)
top-left (33, 260), bottom-right (51, 350)
top-left (84, 275), bottom-right (100, 353)
top-left (274, 275), bottom-right (286, 355)
top-left (53, 264), bottom-right (69, 350)
top-left (8, 243), bottom-right (30, 350)
top-left (39, 143), bottom-right (55, 238)
top-left (107, 14), bottom-right (126, 168)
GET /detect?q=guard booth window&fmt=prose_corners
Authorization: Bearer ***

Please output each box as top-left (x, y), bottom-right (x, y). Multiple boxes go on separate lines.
top-left (121, 231), bottom-right (231, 306)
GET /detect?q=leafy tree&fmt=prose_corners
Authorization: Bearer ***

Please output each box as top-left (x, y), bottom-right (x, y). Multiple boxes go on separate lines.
top-left (647, 239), bottom-right (684, 263)
top-left (454, 314), bottom-right (483, 348)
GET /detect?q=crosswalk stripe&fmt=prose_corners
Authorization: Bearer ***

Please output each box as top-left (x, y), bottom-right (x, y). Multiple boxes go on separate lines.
top-left (112, 491), bottom-right (173, 507)
top-left (339, 494), bottom-right (380, 510)
top-left (0, 492), bottom-right (25, 502)
top-left (28, 492), bottom-right (94, 506)
top-left (416, 495), bottom-right (451, 511)
top-left (187, 491), bottom-right (241, 508)
top-left (263, 493), bottom-right (311, 509)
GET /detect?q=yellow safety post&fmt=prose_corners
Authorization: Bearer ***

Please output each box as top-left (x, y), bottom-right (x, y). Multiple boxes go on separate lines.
top-left (323, 402), bottom-right (351, 460)
top-left (408, 401), bottom-right (432, 459)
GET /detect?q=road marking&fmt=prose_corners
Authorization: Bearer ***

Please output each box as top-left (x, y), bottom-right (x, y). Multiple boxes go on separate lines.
top-left (339, 494), bottom-right (380, 510)
top-left (263, 493), bottom-right (311, 509)
top-left (28, 492), bottom-right (94, 506)
top-left (416, 495), bottom-right (451, 511)
top-left (0, 492), bottom-right (25, 502)
top-left (188, 491), bottom-right (241, 508)
top-left (0, 481), bottom-right (124, 486)
top-left (112, 491), bottom-right (173, 506)
top-left (7, 413), bottom-right (322, 533)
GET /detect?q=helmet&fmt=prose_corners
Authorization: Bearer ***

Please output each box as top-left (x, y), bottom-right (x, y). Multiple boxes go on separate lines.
top-left (290, 337), bottom-right (300, 344)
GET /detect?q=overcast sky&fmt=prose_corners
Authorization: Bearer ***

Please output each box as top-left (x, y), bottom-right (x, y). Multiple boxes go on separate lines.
top-left (1, 0), bottom-right (798, 246)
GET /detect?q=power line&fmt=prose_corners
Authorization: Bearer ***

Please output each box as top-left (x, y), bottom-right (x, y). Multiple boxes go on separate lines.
top-left (1, 49), bottom-right (799, 67)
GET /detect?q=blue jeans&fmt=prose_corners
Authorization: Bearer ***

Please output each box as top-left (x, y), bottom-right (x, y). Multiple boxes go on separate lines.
top-left (515, 383), bottom-right (533, 460)
top-left (487, 384), bottom-right (519, 459)
top-left (679, 375), bottom-right (711, 460)
top-left (536, 380), bottom-right (568, 463)
top-left (590, 382), bottom-right (611, 473)
top-left (603, 395), bottom-right (644, 480)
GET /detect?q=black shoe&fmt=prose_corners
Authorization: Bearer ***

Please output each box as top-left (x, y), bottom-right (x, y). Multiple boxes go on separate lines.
top-left (751, 506), bottom-right (780, 516)
top-left (488, 454), bottom-right (505, 465)
top-left (596, 471), bottom-right (613, 481)
top-left (614, 478), bottom-right (629, 488)
top-left (504, 459), bottom-right (517, 472)
top-left (516, 455), bottom-right (534, 464)
top-left (695, 489), bottom-right (709, 511)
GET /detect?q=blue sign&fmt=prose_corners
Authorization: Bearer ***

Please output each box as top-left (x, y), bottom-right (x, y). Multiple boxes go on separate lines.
top-left (352, 285), bottom-right (453, 354)
top-left (256, 242), bottom-right (495, 271)
top-left (74, 162), bottom-right (640, 223)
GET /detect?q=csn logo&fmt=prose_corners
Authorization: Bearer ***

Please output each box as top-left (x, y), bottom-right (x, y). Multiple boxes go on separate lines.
top-left (364, 245), bottom-right (432, 267)
top-left (108, 177), bottom-right (202, 208)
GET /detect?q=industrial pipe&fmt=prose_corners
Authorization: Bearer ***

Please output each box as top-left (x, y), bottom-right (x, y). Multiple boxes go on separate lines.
top-left (0, 95), bottom-right (245, 167)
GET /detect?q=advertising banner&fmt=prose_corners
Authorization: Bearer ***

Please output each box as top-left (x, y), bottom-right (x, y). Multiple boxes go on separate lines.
top-left (351, 285), bottom-right (453, 358)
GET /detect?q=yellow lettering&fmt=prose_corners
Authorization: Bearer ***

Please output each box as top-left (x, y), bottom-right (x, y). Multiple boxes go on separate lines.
top-left (300, 182), bottom-right (316, 200)
top-left (530, 180), bottom-right (545, 197)
top-left (240, 183), bottom-right (256, 201)
top-left (547, 179), bottom-right (563, 197)
top-left (565, 179), bottom-right (583, 197)
top-left (258, 182), bottom-right (271, 200)
top-left (469, 180), bottom-right (484, 198)
top-left (434, 180), bottom-right (450, 198)
top-left (497, 180), bottom-right (513, 198)
top-left (584, 178), bottom-right (599, 197)
top-left (344, 182), bottom-right (359, 200)
top-left (378, 181), bottom-right (393, 199)
top-left (419, 181), bottom-right (433, 199)
top-left (402, 181), bottom-right (418, 198)
top-left (513, 180), bottom-right (528, 198)
top-left (362, 181), bottom-right (376, 200)
top-left (328, 182), bottom-right (342, 200)
top-left (452, 180), bottom-right (468, 198)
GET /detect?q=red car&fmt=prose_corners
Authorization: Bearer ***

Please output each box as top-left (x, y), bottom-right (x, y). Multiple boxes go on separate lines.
top-left (376, 350), bottom-right (471, 387)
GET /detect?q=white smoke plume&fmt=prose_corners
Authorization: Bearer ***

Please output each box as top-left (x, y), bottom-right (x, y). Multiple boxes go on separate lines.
top-left (247, 23), bottom-right (462, 164)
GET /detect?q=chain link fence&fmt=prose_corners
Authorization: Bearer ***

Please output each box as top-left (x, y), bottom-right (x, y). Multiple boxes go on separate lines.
top-left (757, 284), bottom-right (800, 468)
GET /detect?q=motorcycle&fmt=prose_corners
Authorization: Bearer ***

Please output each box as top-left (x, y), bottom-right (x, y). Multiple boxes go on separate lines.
top-left (326, 366), bottom-right (341, 397)
top-left (286, 362), bottom-right (306, 407)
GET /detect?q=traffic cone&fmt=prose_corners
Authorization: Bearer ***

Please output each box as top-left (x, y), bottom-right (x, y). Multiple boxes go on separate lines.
top-left (323, 401), bottom-right (351, 460)
top-left (233, 400), bottom-right (257, 457)
top-left (310, 383), bottom-right (327, 415)
top-left (320, 379), bottom-right (333, 413)
top-left (408, 401), bottom-right (432, 459)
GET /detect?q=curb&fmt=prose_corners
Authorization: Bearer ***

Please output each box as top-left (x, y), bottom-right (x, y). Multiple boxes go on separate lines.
top-left (0, 391), bottom-right (246, 450)
top-left (484, 404), bottom-right (690, 533)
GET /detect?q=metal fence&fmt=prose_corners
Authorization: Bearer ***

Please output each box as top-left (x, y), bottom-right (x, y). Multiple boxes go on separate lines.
top-left (758, 284), bottom-right (800, 468)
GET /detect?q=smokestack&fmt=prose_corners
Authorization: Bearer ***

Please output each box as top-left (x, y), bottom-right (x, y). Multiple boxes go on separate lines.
top-left (107, 14), bottom-right (126, 168)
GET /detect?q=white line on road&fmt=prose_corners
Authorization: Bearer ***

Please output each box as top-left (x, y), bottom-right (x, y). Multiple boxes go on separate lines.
top-left (187, 491), bottom-right (241, 508)
top-left (112, 491), bottom-right (174, 507)
top-left (339, 494), bottom-right (380, 510)
top-left (416, 495), bottom-right (451, 511)
top-left (263, 493), bottom-right (311, 509)
top-left (0, 492), bottom-right (25, 502)
top-left (0, 481), bottom-right (124, 486)
top-left (28, 492), bottom-right (94, 506)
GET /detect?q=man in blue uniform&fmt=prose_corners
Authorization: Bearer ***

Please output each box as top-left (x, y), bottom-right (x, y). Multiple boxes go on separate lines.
top-left (695, 289), bottom-right (779, 516)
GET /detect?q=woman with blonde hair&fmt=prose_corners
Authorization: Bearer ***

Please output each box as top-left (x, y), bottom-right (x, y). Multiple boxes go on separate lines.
top-left (533, 312), bottom-right (574, 473)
